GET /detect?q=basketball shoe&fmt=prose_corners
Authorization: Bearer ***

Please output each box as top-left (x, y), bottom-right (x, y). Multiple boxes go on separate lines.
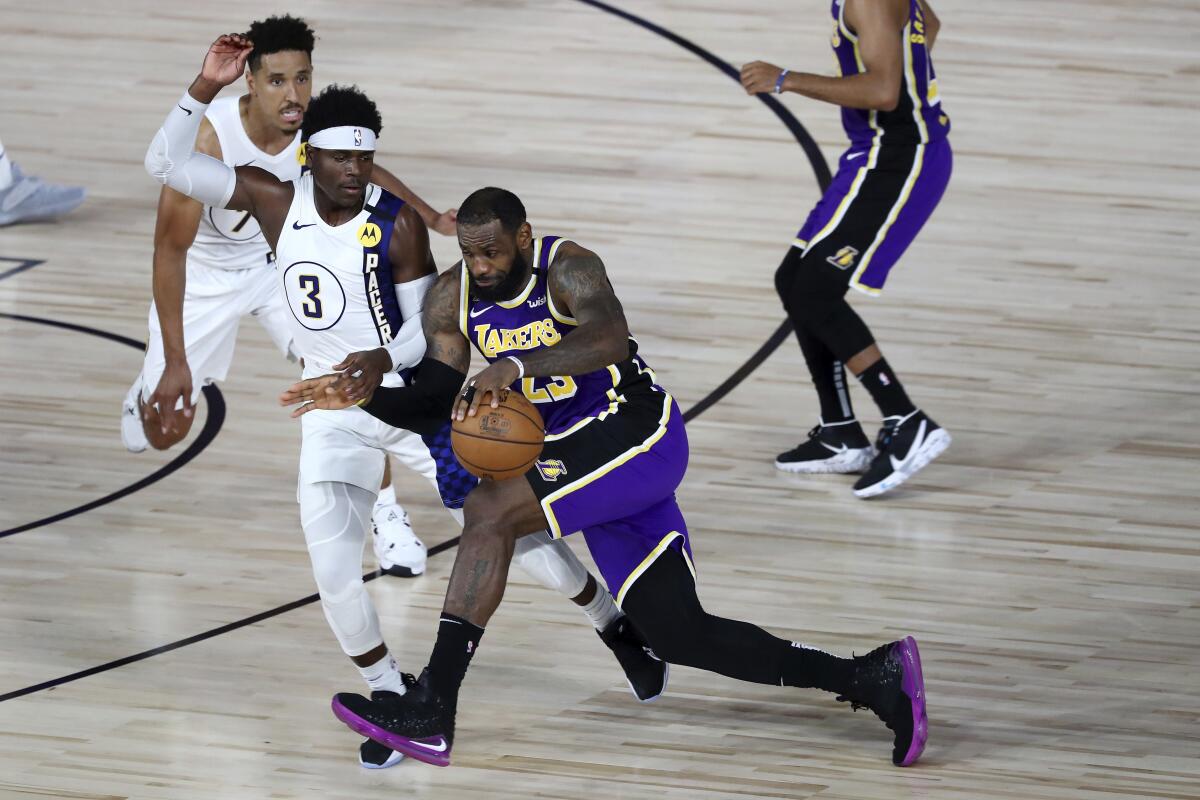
top-left (836, 636), bottom-right (928, 767)
top-left (598, 615), bottom-right (668, 702)
top-left (372, 505), bottom-right (426, 577)
top-left (0, 164), bottom-right (85, 226)
top-left (333, 670), bottom-right (455, 768)
top-left (774, 419), bottom-right (873, 474)
top-left (852, 410), bottom-right (951, 498)
top-left (121, 381), bottom-right (149, 453)
top-left (359, 737), bottom-right (405, 769)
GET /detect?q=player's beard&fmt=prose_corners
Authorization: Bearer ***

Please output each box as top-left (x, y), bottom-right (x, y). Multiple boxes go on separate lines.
top-left (472, 250), bottom-right (532, 303)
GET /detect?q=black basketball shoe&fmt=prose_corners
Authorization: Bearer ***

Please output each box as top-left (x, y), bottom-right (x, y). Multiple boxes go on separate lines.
top-left (836, 636), bottom-right (928, 767)
top-left (852, 410), bottom-right (951, 498)
top-left (775, 419), bottom-right (874, 474)
top-left (332, 670), bottom-right (456, 768)
top-left (359, 737), bottom-right (404, 769)
top-left (599, 615), bottom-right (668, 702)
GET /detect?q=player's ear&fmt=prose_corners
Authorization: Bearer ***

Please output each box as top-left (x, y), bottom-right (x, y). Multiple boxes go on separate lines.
top-left (244, 65), bottom-right (256, 96)
top-left (516, 221), bottom-right (533, 251)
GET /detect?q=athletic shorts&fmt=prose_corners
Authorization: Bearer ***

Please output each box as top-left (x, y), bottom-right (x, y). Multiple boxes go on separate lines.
top-left (139, 258), bottom-right (293, 407)
top-left (793, 138), bottom-right (952, 295)
top-left (524, 388), bottom-right (695, 607)
top-left (299, 407), bottom-right (475, 510)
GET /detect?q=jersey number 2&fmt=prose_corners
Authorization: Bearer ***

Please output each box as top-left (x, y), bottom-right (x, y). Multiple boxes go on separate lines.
top-left (298, 275), bottom-right (322, 318)
top-left (522, 376), bottom-right (577, 403)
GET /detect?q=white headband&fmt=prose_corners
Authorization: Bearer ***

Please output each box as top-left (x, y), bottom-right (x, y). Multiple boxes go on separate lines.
top-left (307, 126), bottom-right (377, 151)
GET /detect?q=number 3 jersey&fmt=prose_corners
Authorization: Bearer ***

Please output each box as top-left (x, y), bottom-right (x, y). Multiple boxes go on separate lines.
top-left (458, 235), bottom-right (661, 436)
top-left (276, 174), bottom-right (412, 388)
top-left (193, 96), bottom-right (304, 271)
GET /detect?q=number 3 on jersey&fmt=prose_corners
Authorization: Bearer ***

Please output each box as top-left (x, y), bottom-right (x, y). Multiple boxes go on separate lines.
top-left (522, 375), bottom-right (577, 403)
top-left (298, 274), bottom-right (322, 318)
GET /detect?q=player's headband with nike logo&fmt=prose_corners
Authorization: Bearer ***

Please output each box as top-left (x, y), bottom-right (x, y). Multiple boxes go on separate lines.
top-left (306, 126), bottom-right (377, 151)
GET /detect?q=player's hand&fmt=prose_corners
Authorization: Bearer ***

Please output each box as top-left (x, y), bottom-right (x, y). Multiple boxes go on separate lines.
top-left (201, 34), bottom-right (254, 87)
top-left (147, 359), bottom-right (194, 435)
top-left (332, 348), bottom-right (392, 400)
top-left (279, 374), bottom-right (362, 418)
top-left (454, 358), bottom-right (521, 421)
top-left (431, 208), bottom-right (458, 237)
top-left (740, 60), bottom-right (786, 94)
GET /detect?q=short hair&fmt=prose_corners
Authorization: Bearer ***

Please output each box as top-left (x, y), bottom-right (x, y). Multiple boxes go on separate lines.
top-left (245, 15), bottom-right (316, 73)
top-left (457, 187), bottom-right (527, 234)
top-left (301, 85), bottom-right (383, 142)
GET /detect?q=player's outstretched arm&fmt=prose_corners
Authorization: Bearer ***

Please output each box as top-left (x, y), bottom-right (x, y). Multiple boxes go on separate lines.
top-left (454, 242), bottom-right (629, 420)
top-left (144, 34), bottom-right (292, 242)
top-left (372, 163), bottom-right (458, 236)
top-left (739, 0), bottom-right (907, 111)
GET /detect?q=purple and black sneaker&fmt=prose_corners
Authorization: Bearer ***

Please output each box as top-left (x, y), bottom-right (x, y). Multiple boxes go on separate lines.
top-left (837, 635), bottom-right (928, 766)
top-left (332, 670), bottom-right (456, 768)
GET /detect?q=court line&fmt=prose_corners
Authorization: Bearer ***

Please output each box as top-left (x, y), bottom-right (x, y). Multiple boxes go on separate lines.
top-left (0, 313), bottom-right (226, 538)
top-left (0, 0), bottom-right (831, 703)
top-left (0, 256), bottom-right (45, 281)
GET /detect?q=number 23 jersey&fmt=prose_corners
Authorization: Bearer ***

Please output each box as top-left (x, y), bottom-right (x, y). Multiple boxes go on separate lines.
top-left (276, 173), bottom-right (412, 387)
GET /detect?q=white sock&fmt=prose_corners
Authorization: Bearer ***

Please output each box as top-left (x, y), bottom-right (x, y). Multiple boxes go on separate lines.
top-left (357, 652), bottom-right (407, 695)
top-left (0, 139), bottom-right (13, 191)
top-left (581, 586), bottom-right (621, 631)
top-left (374, 483), bottom-right (397, 511)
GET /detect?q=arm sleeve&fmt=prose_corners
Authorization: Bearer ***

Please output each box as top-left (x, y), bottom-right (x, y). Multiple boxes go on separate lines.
top-left (359, 356), bottom-right (464, 435)
top-left (382, 274), bottom-right (436, 371)
top-left (144, 91), bottom-right (237, 209)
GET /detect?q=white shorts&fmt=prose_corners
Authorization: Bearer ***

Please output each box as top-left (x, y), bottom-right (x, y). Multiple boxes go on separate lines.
top-left (139, 259), bottom-right (294, 406)
top-left (298, 405), bottom-right (440, 496)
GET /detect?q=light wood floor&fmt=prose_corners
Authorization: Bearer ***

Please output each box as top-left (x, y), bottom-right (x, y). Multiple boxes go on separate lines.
top-left (2, 1), bottom-right (1199, 798)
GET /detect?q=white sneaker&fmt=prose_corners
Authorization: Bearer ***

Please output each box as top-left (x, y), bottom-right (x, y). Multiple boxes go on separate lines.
top-left (121, 381), bottom-right (149, 453)
top-left (372, 504), bottom-right (426, 577)
top-left (0, 164), bottom-right (86, 226)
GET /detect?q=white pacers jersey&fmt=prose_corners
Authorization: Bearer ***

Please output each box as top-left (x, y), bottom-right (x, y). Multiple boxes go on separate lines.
top-left (277, 174), bottom-right (412, 388)
top-left (193, 96), bottom-right (304, 271)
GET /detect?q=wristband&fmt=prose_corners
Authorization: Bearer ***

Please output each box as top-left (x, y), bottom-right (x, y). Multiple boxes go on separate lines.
top-left (506, 355), bottom-right (525, 380)
top-left (774, 69), bottom-right (790, 95)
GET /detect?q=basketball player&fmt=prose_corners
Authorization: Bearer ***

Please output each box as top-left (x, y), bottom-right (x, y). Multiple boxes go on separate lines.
top-left (740, 0), bottom-right (951, 498)
top-left (290, 187), bottom-right (928, 768)
top-left (144, 34), bottom-right (667, 769)
top-left (122, 15), bottom-right (453, 576)
top-left (0, 139), bottom-right (85, 225)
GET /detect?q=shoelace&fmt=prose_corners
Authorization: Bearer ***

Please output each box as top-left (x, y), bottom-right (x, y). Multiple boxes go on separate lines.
top-left (873, 424), bottom-right (897, 454)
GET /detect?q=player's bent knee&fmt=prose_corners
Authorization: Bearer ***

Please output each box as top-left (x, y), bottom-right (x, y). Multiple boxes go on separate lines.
top-left (462, 478), bottom-right (543, 541)
top-left (512, 531), bottom-right (589, 598)
top-left (774, 246), bottom-right (803, 305)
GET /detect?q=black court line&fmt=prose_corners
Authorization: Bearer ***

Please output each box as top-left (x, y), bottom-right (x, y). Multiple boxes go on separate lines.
top-left (0, 0), bottom-right (830, 703)
top-left (0, 257), bottom-right (46, 282)
top-left (0, 313), bottom-right (226, 539)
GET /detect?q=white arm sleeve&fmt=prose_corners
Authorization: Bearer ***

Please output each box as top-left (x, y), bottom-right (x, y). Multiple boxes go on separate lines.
top-left (144, 91), bottom-right (237, 209)
top-left (384, 274), bottom-right (437, 371)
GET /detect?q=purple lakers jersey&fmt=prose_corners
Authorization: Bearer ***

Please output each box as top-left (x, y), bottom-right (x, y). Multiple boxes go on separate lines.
top-left (458, 236), bottom-right (658, 435)
top-left (831, 0), bottom-right (950, 147)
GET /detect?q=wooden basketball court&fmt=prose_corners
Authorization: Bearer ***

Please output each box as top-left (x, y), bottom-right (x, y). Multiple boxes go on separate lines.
top-left (1, 1), bottom-right (1197, 798)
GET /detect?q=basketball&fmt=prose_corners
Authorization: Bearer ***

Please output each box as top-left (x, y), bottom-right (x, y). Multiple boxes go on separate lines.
top-left (451, 388), bottom-right (546, 481)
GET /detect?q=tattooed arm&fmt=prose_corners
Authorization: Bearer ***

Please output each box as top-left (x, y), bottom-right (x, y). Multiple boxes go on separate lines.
top-left (454, 242), bottom-right (631, 419)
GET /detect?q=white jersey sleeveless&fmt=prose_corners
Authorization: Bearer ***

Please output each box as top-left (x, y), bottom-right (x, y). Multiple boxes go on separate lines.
top-left (193, 96), bottom-right (304, 271)
top-left (277, 173), bottom-right (412, 388)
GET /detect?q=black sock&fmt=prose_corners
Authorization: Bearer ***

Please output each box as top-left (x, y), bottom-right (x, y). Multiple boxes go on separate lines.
top-left (426, 613), bottom-right (484, 703)
top-left (796, 327), bottom-right (856, 424)
top-left (779, 643), bottom-right (854, 695)
top-left (856, 358), bottom-right (916, 419)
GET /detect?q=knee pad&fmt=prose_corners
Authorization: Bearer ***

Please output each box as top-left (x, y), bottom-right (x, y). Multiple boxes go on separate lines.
top-left (320, 580), bottom-right (383, 657)
top-left (513, 531), bottom-right (589, 598)
top-left (299, 481), bottom-right (382, 657)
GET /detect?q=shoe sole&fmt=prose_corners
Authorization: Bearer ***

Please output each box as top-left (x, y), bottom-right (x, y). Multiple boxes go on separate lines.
top-left (853, 429), bottom-right (951, 499)
top-left (774, 448), bottom-right (874, 474)
top-left (627, 661), bottom-right (669, 704)
top-left (894, 636), bottom-right (928, 767)
top-left (359, 747), bottom-right (405, 769)
top-left (380, 563), bottom-right (425, 578)
top-left (332, 696), bottom-right (451, 767)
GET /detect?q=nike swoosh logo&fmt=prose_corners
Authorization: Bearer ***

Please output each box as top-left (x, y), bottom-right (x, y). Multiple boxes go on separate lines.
top-left (292, 221), bottom-right (316, 230)
top-left (846, 151), bottom-right (865, 161)
top-left (177, 104), bottom-right (193, 116)
top-left (408, 737), bottom-right (449, 753)
top-left (468, 305), bottom-right (494, 318)
top-left (820, 441), bottom-right (849, 455)
top-left (890, 420), bottom-right (927, 472)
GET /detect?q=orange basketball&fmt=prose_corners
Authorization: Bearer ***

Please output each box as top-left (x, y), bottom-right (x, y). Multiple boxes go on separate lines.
top-left (451, 388), bottom-right (545, 481)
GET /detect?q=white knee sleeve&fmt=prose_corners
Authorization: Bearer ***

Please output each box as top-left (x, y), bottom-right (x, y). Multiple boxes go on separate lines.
top-left (513, 530), bottom-right (589, 599)
top-left (300, 481), bottom-right (383, 657)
